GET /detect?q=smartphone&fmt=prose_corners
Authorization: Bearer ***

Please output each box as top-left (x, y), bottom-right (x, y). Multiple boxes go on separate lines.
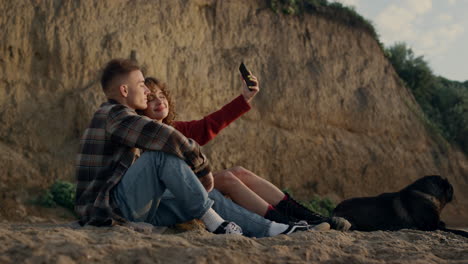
top-left (239, 62), bottom-right (256, 91)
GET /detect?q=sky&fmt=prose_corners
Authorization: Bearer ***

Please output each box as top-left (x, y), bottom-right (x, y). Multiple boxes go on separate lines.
top-left (332, 0), bottom-right (468, 82)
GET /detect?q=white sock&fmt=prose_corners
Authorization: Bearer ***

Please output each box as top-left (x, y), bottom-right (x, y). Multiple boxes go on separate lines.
top-left (200, 208), bottom-right (225, 232)
top-left (268, 221), bottom-right (290, 236)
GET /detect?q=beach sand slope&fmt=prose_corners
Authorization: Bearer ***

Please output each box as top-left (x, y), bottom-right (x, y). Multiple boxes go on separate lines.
top-left (0, 223), bottom-right (466, 264)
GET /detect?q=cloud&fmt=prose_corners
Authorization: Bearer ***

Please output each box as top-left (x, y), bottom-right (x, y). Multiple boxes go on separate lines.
top-left (375, 5), bottom-right (416, 42)
top-left (437, 14), bottom-right (453, 23)
top-left (353, 0), bottom-right (467, 80)
top-left (419, 24), bottom-right (464, 58)
top-left (373, 0), bottom-right (465, 60)
top-left (371, 0), bottom-right (432, 26)
top-left (406, 0), bottom-right (432, 15)
top-left (374, 0), bottom-right (435, 43)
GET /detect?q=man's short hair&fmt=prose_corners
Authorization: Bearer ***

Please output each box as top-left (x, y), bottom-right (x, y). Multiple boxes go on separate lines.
top-left (101, 59), bottom-right (140, 93)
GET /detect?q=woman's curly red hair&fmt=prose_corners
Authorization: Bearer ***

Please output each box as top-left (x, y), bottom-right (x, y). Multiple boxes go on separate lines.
top-left (143, 77), bottom-right (177, 126)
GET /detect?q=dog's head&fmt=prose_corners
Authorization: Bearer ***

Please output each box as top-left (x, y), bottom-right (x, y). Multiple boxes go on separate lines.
top-left (409, 175), bottom-right (454, 207)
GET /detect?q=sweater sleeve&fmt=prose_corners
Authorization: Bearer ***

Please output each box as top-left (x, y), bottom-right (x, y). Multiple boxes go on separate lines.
top-left (106, 104), bottom-right (210, 177)
top-left (174, 95), bottom-right (251, 145)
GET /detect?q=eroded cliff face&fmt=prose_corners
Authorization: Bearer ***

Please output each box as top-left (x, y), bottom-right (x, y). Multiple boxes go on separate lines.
top-left (1, 0), bottom-right (467, 225)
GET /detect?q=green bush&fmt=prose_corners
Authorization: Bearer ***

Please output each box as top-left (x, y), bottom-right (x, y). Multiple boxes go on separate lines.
top-left (303, 196), bottom-right (336, 217)
top-left (267, 0), bottom-right (380, 42)
top-left (37, 180), bottom-right (76, 211)
top-left (37, 189), bottom-right (56, 208)
top-left (385, 43), bottom-right (468, 154)
top-left (282, 189), bottom-right (336, 217)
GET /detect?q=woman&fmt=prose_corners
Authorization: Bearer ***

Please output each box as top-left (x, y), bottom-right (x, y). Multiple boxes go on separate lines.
top-left (141, 75), bottom-right (350, 231)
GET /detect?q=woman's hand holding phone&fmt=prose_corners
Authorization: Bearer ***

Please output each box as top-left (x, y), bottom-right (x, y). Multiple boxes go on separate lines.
top-left (239, 62), bottom-right (259, 103)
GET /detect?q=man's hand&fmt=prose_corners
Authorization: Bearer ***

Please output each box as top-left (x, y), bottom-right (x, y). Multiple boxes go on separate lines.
top-left (241, 74), bottom-right (260, 103)
top-left (199, 172), bottom-right (214, 192)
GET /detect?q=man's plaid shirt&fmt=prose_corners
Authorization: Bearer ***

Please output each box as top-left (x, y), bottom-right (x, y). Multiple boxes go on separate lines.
top-left (75, 99), bottom-right (211, 226)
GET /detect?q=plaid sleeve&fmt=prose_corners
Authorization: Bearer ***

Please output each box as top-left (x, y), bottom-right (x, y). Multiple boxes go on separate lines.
top-left (106, 104), bottom-right (210, 177)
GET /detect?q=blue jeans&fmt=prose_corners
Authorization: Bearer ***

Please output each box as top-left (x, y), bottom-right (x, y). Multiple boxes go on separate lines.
top-left (112, 151), bottom-right (271, 237)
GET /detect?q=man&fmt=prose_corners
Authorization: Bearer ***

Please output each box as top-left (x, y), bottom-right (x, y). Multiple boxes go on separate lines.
top-left (75, 58), bottom-right (326, 237)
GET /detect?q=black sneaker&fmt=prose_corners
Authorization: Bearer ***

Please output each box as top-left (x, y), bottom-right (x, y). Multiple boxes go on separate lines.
top-left (275, 192), bottom-right (329, 225)
top-left (280, 222), bottom-right (311, 234)
top-left (213, 221), bottom-right (243, 235)
top-left (264, 207), bottom-right (298, 224)
top-left (281, 222), bottom-right (331, 234)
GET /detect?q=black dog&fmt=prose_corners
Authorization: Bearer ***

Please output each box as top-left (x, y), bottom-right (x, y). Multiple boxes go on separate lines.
top-left (333, 175), bottom-right (467, 237)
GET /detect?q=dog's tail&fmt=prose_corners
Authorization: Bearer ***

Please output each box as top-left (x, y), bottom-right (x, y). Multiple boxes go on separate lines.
top-left (439, 227), bottom-right (468, 238)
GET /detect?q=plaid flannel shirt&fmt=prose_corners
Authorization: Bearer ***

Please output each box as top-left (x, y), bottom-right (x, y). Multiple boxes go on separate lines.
top-left (75, 99), bottom-right (211, 226)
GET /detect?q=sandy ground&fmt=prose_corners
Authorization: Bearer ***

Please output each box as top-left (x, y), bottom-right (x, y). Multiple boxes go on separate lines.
top-left (0, 221), bottom-right (467, 264)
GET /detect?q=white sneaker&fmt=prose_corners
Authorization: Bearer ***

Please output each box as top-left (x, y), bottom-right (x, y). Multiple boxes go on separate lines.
top-left (213, 221), bottom-right (243, 235)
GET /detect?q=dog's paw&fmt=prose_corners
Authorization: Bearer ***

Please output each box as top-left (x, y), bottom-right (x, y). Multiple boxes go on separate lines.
top-left (330, 217), bottom-right (352, 231)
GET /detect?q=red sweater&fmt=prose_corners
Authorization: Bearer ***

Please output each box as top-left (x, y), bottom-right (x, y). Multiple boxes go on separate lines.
top-left (174, 95), bottom-right (251, 145)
